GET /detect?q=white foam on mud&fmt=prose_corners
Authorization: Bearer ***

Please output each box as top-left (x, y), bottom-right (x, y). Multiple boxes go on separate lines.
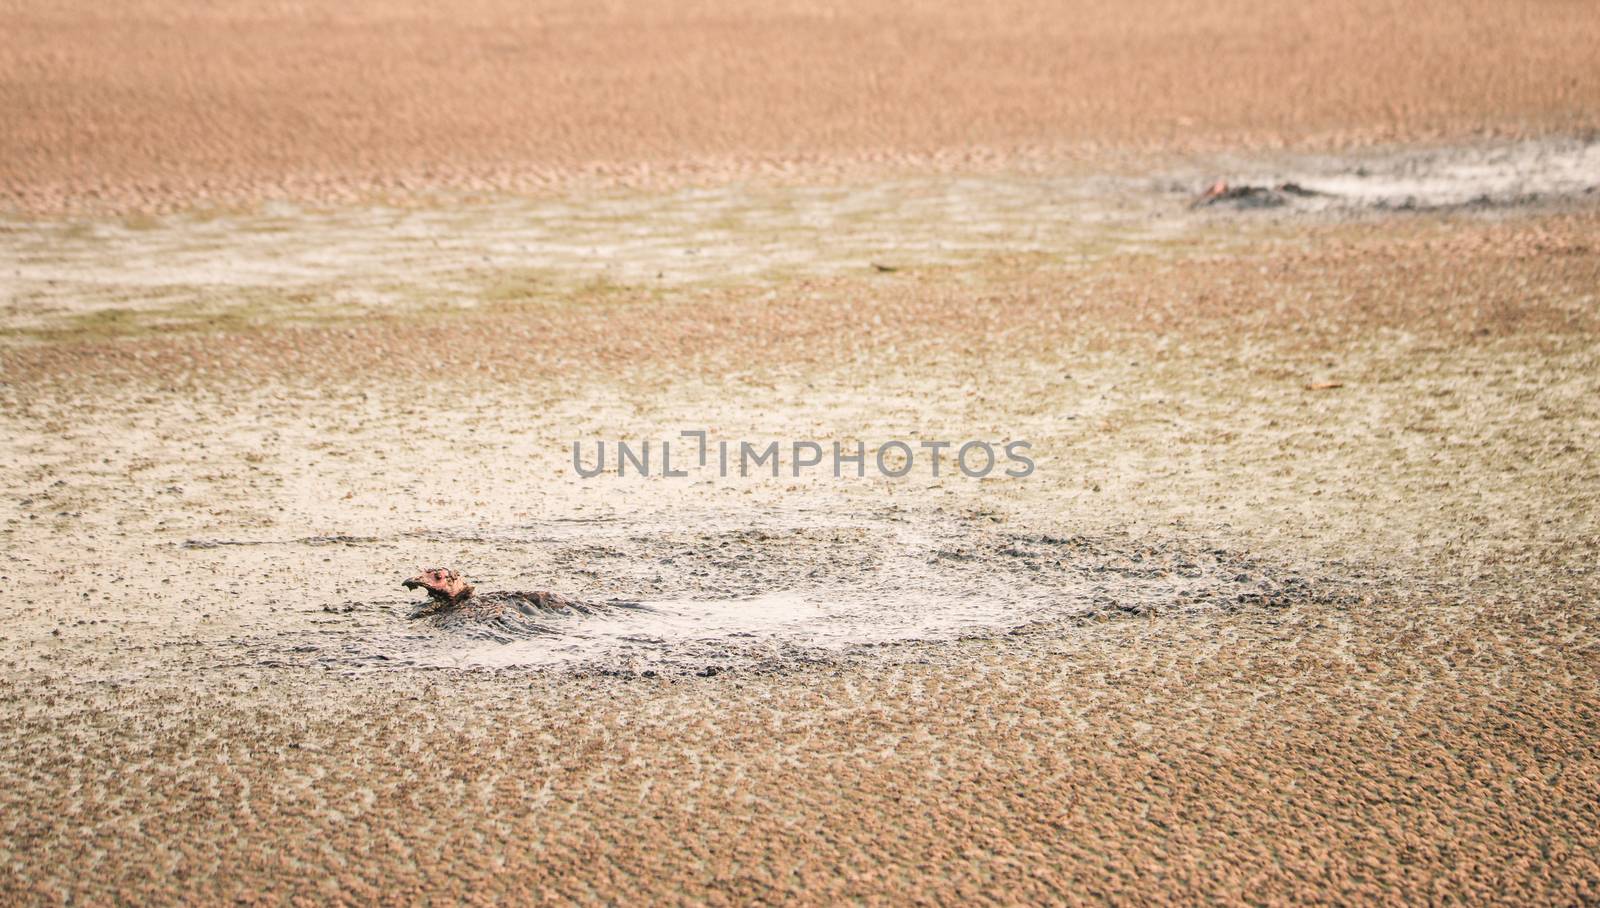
top-left (389, 521), bottom-right (1071, 671)
top-left (425, 592), bottom-right (835, 669)
top-left (1201, 138), bottom-right (1600, 210)
top-left (411, 585), bottom-right (1055, 671)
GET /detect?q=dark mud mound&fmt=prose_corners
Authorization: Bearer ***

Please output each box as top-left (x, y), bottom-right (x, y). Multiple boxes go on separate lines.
top-left (252, 511), bottom-right (1384, 675)
top-left (416, 591), bottom-right (650, 645)
top-left (1191, 180), bottom-right (1325, 209)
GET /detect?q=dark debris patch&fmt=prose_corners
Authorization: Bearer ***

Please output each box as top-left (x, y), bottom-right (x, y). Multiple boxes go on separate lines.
top-left (1191, 180), bottom-right (1328, 209)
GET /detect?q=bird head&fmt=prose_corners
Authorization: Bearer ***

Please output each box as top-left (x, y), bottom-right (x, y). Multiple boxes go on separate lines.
top-left (402, 567), bottom-right (475, 606)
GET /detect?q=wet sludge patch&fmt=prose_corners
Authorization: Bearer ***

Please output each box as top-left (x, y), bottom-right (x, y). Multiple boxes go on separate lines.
top-left (416, 592), bottom-right (651, 644)
top-left (1180, 138), bottom-right (1600, 216)
top-left (246, 515), bottom-right (1377, 675)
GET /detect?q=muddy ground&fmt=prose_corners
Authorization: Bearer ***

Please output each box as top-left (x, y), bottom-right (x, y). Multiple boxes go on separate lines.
top-left (3, 1), bottom-right (1600, 899)
top-left (3, 146), bottom-right (1599, 900)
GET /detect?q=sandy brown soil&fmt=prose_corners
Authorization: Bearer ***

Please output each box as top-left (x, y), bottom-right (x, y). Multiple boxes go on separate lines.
top-left (4, 2), bottom-right (1600, 903)
top-left (3, 0), bottom-right (1600, 214)
top-left (4, 195), bottom-right (1599, 901)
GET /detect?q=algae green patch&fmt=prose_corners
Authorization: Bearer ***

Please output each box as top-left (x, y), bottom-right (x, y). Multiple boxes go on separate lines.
top-left (1, 286), bottom-right (335, 342)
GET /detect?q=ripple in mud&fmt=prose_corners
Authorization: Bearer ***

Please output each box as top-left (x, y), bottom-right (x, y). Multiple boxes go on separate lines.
top-left (253, 518), bottom-right (1368, 675)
